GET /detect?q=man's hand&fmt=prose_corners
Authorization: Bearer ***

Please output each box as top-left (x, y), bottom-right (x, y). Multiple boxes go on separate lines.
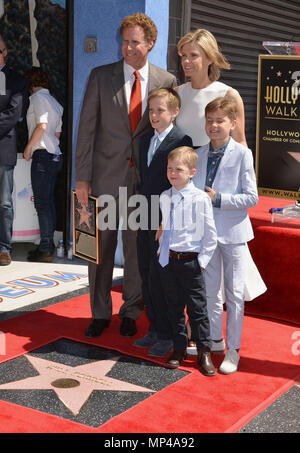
top-left (76, 181), bottom-right (91, 208)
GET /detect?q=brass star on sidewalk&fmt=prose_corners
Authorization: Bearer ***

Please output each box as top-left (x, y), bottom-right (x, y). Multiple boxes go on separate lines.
top-left (0, 354), bottom-right (155, 416)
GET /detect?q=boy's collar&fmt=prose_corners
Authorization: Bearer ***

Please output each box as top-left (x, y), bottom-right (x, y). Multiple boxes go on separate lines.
top-left (171, 180), bottom-right (195, 196)
top-left (154, 123), bottom-right (173, 139)
top-left (209, 137), bottom-right (230, 154)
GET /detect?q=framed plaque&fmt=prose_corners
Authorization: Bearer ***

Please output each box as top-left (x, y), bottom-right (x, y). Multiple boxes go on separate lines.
top-left (256, 54), bottom-right (300, 200)
top-left (72, 191), bottom-right (101, 264)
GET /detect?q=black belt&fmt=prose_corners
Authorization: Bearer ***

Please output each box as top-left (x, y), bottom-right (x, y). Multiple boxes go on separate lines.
top-left (169, 250), bottom-right (198, 261)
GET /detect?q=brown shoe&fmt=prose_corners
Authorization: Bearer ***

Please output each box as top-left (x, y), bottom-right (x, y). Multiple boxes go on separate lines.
top-left (167, 350), bottom-right (186, 368)
top-left (0, 252), bottom-right (11, 266)
top-left (198, 347), bottom-right (216, 376)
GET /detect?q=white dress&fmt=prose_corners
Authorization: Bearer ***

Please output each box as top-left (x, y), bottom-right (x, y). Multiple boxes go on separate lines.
top-left (176, 81), bottom-right (229, 146)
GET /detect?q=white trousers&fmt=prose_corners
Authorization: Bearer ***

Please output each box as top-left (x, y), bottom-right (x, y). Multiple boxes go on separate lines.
top-left (204, 242), bottom-right (246, 350)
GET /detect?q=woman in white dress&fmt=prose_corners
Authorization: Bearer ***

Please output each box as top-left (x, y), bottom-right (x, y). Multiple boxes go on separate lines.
top-left (176, 29), bottom-right (247, 147)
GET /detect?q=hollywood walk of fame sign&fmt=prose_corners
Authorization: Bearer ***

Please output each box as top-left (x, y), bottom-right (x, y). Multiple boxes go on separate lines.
top-left (0, 339), bottom-right (188, 427)
top-left (72, 191), bottom-right (101, 264)
top-left (256, 55), bottom-right (300, 200)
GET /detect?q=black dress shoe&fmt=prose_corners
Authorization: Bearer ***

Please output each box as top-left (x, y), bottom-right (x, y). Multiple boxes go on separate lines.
top-left (85, 319), bottom-right (110, 338)
top-left (167, 350), bottom-right (186, 368)
top-left (198, 347), bottom-right (216, 376)
top-left (27, 248), bottom-right (54, 262)
top-left (120, 317), bottom-right (137, 337)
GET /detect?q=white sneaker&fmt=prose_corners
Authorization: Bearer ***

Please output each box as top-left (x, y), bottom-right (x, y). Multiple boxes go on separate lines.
top-left (211, 339), bottom-right (225, 354)
top-left (219, 349), bottom-right (240, 374)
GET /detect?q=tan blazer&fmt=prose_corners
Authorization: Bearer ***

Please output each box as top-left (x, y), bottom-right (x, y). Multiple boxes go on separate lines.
top-left (75, 59), bottom-right (176, 198)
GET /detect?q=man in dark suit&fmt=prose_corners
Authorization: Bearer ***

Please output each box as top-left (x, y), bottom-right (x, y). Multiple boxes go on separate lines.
top-left (134, 88), bottom-right (193, 356)
top-left (0, 35), bottom-right (28, 266)
top-left (75, 13), bottom-right (176, 338)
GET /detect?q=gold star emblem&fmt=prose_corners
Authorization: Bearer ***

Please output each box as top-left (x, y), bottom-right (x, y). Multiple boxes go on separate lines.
top-left (77, 205), bottom-right (92, 229)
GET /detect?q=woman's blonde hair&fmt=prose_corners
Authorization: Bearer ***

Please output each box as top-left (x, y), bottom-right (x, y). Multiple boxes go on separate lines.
top-left (177, 29), bottom-right (230, 82)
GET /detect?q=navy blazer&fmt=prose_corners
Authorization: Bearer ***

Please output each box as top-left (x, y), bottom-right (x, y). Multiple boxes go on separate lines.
top-left (139, 125), bottom-right (193, 197)
top-left (0, 66), bottom-right (29, 167)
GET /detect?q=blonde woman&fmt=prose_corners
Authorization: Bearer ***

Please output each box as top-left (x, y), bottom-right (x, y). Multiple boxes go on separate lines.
top-left (176, 29), bottom-right (247, 147)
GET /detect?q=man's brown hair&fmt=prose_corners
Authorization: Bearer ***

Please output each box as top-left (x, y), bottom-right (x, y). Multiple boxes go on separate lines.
top-left (120, 12), bottom-right (157, 46)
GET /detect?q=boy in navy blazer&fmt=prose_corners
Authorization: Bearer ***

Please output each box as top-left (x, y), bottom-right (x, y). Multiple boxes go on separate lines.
top-left (194, 97), bottom-right (258, 374)
top-left (134, 88), bottom-right (192, 357)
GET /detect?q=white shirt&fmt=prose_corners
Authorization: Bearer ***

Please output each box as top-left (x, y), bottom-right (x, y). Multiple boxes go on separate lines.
top-left (147, 123), bottom-right (174, 166)
top-left (159, 181), bottom-right (217, 268)
top-left (27, 88), bottom-right (63, 155)
top-left (123, 60), bottom-right (149, 116)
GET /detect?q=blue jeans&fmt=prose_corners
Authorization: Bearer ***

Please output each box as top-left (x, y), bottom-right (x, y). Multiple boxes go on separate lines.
top-left (31, 149), bottom-right (62, 252)
top-left (0, 165), bottom-right (14, 253)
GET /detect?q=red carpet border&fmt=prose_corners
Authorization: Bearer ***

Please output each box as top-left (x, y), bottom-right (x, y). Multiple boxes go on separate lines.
top-left (0, 287), bottom-right (299, 433)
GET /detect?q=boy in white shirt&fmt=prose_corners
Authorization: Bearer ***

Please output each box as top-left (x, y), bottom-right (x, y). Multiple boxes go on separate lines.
top-left (158, 146), bottom-right (217, 376)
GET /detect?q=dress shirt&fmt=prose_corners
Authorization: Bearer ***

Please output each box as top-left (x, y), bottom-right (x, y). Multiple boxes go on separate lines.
top-left (123, 60), bottom-right (149, 117)
top-left (27, 88), bottom-right (63, 155)
top-left (147, 123), bottom-right (173, 166)
top-left (205, 138), bottom-right (230, 208)
top-left (159, 181), bottom-right (217, 268)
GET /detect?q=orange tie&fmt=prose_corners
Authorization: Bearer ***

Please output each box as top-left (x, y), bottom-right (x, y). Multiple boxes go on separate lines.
top-left (129, 71), bottom-right (142, 134)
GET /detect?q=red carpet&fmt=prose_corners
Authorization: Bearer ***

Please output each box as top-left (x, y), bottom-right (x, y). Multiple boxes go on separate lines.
top-left (0, 287), bottom-right (299, 433)
top-left (246, 196), bottom-right (300, 325)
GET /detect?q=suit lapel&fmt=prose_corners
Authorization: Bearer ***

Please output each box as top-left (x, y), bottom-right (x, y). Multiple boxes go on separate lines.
top-left (213, 137), bottom-right (234, 187)
top-left (111, 60), bottom-right (131, 132)
top-left (196, 144), bottom-right (209, 190)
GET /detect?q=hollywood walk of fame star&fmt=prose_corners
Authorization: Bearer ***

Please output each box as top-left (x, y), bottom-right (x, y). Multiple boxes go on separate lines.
top-left (77, 205), bottom-right (92, 229)
top-left (0, 354), bottom-right (155, 416)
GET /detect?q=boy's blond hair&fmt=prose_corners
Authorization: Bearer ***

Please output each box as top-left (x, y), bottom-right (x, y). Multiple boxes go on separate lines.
top-left (148, 87), bottom-right (181, 111)
top-left (168, 146), bottom-right (198, 170)
top-left (205, 97), bottom-right (237, 121)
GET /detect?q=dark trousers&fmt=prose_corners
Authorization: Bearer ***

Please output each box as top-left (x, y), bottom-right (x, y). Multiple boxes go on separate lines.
top-left (159, 256), bottom-right (211, 352)
top-left (31, 149), bottom-right (62, 252)
top-left (137, 229), bottom-right (172, 340)
top-left (0, 165), bottom-right (14, 253)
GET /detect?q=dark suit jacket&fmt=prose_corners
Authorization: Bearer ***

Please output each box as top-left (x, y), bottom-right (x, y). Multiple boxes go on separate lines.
top-left (0, 66), bottom-right (29, 167)
top-left (139, 125), bottom-right (193, 196)
top-left (139, 125), bottom-right (193, 229)
top-left (75, 59), bottom-right (176, 198)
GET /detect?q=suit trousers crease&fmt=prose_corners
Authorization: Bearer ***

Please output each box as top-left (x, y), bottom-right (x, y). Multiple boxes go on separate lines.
top-left (160, 258), bottom-right (211, 352)
top-left (205, 242), bottom-right (246, 350)
top-left (89, 166), bottom-right (143, 321)
top-left (137, 229), bottom-right (172, 340)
